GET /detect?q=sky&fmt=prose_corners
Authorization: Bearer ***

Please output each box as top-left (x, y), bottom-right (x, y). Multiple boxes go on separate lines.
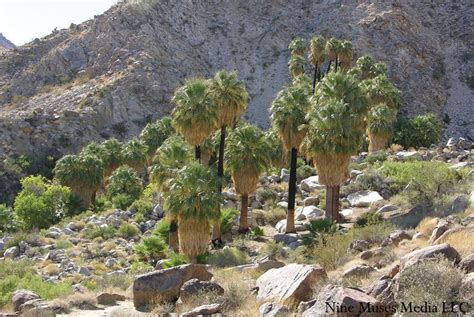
top-left (0, 0), bottom-right (119, 46)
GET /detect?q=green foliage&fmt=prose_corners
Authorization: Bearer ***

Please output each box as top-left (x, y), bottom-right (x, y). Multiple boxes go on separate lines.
top-left (129, 198), bottom-right (153, 215)
top-left (129, 262), bottom-right (154, 274)
top-left (393, 113), bottom-right (442, 148)
top-left (82, 225), bottom-right (116, 240)
top-left (207, 247), bottom-right (248, 267)
top-left (139, 116), bottom-right (174, 159)
top-left (220, 208), bottom-right (239, 234)
top-left (135, 236), bottom-right (168, 263)
top-left (264, 128), bottom-right (288, 169)
top-left (106, 166), bottom-right (143, 209)
top-left (111, 193), bottom-right (134, 210)
top-left (261, 241), bottom-right (287, 260)
top-left (249, 226), bottom-right (264, 239)
top-left (355, 211), bottom-right (383, 227)
top-left (255, 188), bottom-right (278, 204)
top-left (0, 204), bottom-right (16, 233)
top-left (302, 218), bottom-right (338, 246)
top-left (153, 219), bottom-right (171, 241)
top-left (297, 163), bottom-right (315, 179)
top-left (0, 260), bottom-right (71, 307)
top-left (121, 139), bottom-right (148, 172)
top-left (162, 252), bottom-right (188, 269)
top-left (14, 175), bottom-right (72, 230)
top-left (118, 223), bottom-right (140, 239)
top-left (252, 207), bottom-right (286, 226)
top-left (364, 152), bottom-right (388, 165)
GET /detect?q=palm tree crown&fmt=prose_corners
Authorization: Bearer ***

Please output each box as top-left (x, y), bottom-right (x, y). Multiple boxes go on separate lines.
top-left (309, 36), bottom-right (327, 67)
top-left (139, 116), bottom-right (174, 161)
top-left (288, 37), bottom-right (306, 56)
top-left (288, 55), bottom-right (305, 79)
top-left (121, 139), bottom-right (148, 172)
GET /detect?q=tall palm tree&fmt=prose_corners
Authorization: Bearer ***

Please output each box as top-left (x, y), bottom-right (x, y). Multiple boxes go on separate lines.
top-left (164, 163), bottom-right (222, 263)
top-left (209, 70), bottom-right (248, 243)
top-left (53, 154), bottom-right (104, 209)
top-left (288, 37), bottom-right (306, 57)
top-left (339, 40), bottom-right (353, 72)
top-left (325, 38), bottom-right (342, 72)
top-left (225, 124), bottom-right (271, 233)
top-left (100, 138), bottom-right (124, 178)
top-left (171, 78), bottom-right (218, 161)
top-left (288, 55), bottom-right (305, 79)
top-left (139, 116), bottom-right (174, 164)
top-left (355, 55), bottom-right (376, 80)
top-left (150, 135), bottom-right (193, 251)
top-left (270, 81), bottom-right (311, 233)
top-left (309, 36), bottom-right (327, 93)
top-left (121, 139), bottom-right (148, 173)
top-left (307, 71), bottom-right (368, 222)
top-left (265, 128), bottom-right (289, 169)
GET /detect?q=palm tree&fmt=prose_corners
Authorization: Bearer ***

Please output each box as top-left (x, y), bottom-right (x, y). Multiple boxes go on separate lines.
top-left (288, 37), bottom-right (306, 57)
top-left (121, 139), bottom-right (148, 173)
top-left (339, 40), bottom-right (353, 72)
top-left (100, 138), bottom-right (124, 178)
top-left (270, 82), bottom-right (311, 233)
top-left (309, 36), bottom-right (327, 93)
top-left (307, 71), bottom-right (368, 222)
top-left (209, 70), bottom-right (248, 243)
top-left (106, 166), bottom-right (143, 206)
top-left (150, 135), bottom-right (193, 251)
top-left (53, 154), bottom-right (104, 209)
top-left (225, 124), bottom-right (271, 232)
top-left (171, 78), bottom-right (218, 161)
top-left (325, 38), bottom-right (342, 72)
top-left (288, 55), bottom-right (305, 79)
top-left (139, 116), bottom-right (174, 164)
top-left (265, 128), bottom-right (289, 169)
top-left (164, 163), bottom-right (222, 263)
top-left (355, 55), bottom-right (376, 80)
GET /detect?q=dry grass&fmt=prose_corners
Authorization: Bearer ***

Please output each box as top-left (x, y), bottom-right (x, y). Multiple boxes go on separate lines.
top-left (50, 292), bottom-right (98, 312)
top-left (44, 263), bottom-right (60, 276)
top-left (312, 152), bottom-right (351, 186)
top-left (368, 132), bottom-right (389, 153)
top-left (416, 217), bottom-right (439, 236)
top-left (435, 228), bottom-right (474, 257)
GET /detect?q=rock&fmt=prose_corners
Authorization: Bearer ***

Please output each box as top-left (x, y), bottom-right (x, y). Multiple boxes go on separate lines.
top-left (412, 232), bottom-right (426, 240)
top-left (389, 230), bottom-right (411, 246)
top-left (349, 239), bottom-right (369, 252)
top-left (256, 258), bottom-right (285, 272)
top-left (273, 233), bottom-right (298, 245)
top-left (303, 196), bottom-right (320, 207)
top-left (400, 243), bottom-right (461, 270)
top-left (459, 253), bottom-right (474, 273)
top-left (367, 278), bottom-right (395, 307)
top-left (179, 279), bottom-right (224, 303)
top-left (132, 264), bottom-right (212, 308)
top-left (347, 190), bottom-right (383, 207)
top-left (376, 204), bottom-right (399, 213)
top-left (295, 206), bottom-right (324, 221)
top-left (360, 250), bottom-right (373, 260)
top-left (0, 240), bottom-right (4, 252)
top-left (297, 299), bottom-right (317, 314)
top-left (96, 292), bottom-right (126, 305)
top-left (77, 266), bottom-right (90, 276)
top-left (181, 303), bottom-right (223, 316)
top-left (3, 246), bottom-right (19, 259)
top-left (429, 219), bottom-right (450, 243)
top-left (256, 263), bottom-right (327, 308)
top-left (300, 176), bottom-right (324, 192)
top-left (18, 299), bottom-right (55, 317)
top-left (12, 290), bottom-right (40, 312)
top-left (280, 169), bottom-right (290, 182)
top-left (152, 204), bottom-right (165, 218)
top-left (450, 194), bottom-right (470, 213)
top-left (460, 273), bottom-right (474, 302)
top-left (259, 302), bottom-right (290, 317)
top-left (302, 285), bottom-right (383, 316)
top-left (342, 264), bottom-right (376, 278)
top-left (276, 201), bottom-right (288, 209)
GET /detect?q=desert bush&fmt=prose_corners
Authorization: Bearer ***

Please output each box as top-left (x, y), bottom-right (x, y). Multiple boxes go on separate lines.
top-left (396, 257), bottom-right (463, 310)
top-left (55, 239), bottom-right (73, 249)
top-left (153, 219), bottom-right (170, 241)
top-left (106, 166), bottom-right (143, 209)
top-left (162, 252), bottom-right (188, 268)
top-left (129, 262), bottom-right (154, 274)
top-left (297, 164), bottom-right (315, 179)
top-left (354, 211), bottom-right (383, 227)
top-left (393, 113), bottom-right (442, 148)
top-left (364, 151), bottom-right (388, 165)
top-left (253, 207), bottom-right (286, 226)
top-left (208, 247), bottom-right (249, 267)
top-left (302, 218), bottom-right (338, 246)
top-left (342, 169), bottom-right (387, 197)
top-left (220, 208), bottom-right (239, 234)
top-left (135, 236), bottom-right (168, 263)
top-left (117, 223), bottom-right (140, 239)
top-left (14, 175), bottom-right (72, 230)
top-left (435, 228), bottom-right (474, 257)
top-left (249, 226), bottom-right (264, 239)
top-left (416, 217), bottom-right (439, 236)
top-left (82, 224), bottom-right (116, 240)
top-left (129, 198), bottom-right (153, 216)
top-left (0, 204), bottom-right (16, 233)
top-left (261, 241), bottom-right (287, 260)
top-left (255, 187), bottom-right (278, 203)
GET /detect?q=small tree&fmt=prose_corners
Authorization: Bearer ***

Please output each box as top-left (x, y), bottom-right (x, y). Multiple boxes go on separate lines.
top-left (106, 166), bottom-right (143, 209)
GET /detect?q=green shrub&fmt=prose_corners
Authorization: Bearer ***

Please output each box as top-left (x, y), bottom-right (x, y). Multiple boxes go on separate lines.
top-left (220, 208), bottom-right (239, 234)
top-left (253, 207), bottom-right (286, 226)
top-left (261, 241), bottom-right (287, 259)
top-left (249, 226), bottom-right (264, 239)
top-left (129, 262), bottom-right (154, 274)
top-left (14, 175), bottom-right (72, 230)
top-left (55, 239), bottom-right (73, 249)
top-left (255, 188), bottom-right (278, 203)
top-left (364, 152), bottom-right (387, 165)
top-left (207, 247), bottom-right (248, 267)
top-left (354, 211), bottom-right (383, 227)
top-left (135, 236), bottom-right (168, 263)
top-left (118, 223), bottom-right (140, 239)
top-left (0, 204), bottom-right (16, 233)
top-left (107, 166), bottom-right (143, 209)
top-left (0, 260), bottom-right (72, 307)
top-left (129, 198), bottom-right (153, 215)
top-left (111, 193), bottom-right (134, 210)
top-left (162, 252), bottom-right (188, 268)
top-left (82, 225), bottom-right (116, 240)
top-left (393, 113), bottom-right (442, 148)
top-left (153, 219), bottom-right (170, 241)
top-left (302, 218), bottom-right (338, 246)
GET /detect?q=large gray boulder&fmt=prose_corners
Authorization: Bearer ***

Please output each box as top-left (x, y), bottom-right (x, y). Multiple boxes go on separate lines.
top-left (3, 246), bottom-right (19, 259)
top-left (181, 303), bottom-right (223, 317)
top-left (256, 263), bottom-right (327, 308)
top-left (459, 253), bottom-right (474, 273)
top-left (132, 264), bottom-right (212, 308)
top-left (178, 278), bottom-right (224, 303)
top-left (347, 190), bottom-right (383, 207)
top-left (400, 243), bottom-right (461, 270)
top-left (259, 302), bottom-right (290, 317)
top-left (300, 176), bottom-right (324, 192)
top-left (460, 273), bottom-right (474, 302)
top-left (12, 290), bottom-right (40, 312)
top-left (302, 285), bottom-right (384, 316)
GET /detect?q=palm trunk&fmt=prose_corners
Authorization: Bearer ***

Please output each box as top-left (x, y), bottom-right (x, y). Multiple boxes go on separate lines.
top-left (325, 185), bottom-right (341, 223)
top-left (326, 60), bottom-right (332, 74)
top-left (195, 145), bottom-right (201, 162)
top-left (238, 193), bottom-right (249, 233)
top-left (212, 126), bottom-right (226, 245)
top-left (169, 219), bottom-right (179, 252)
top-left (286, 148), bottom-right (297, 233)
top-left (335, 56), bottom-right (339, 72)
top-left (312, 63), bottom-right (318, 95)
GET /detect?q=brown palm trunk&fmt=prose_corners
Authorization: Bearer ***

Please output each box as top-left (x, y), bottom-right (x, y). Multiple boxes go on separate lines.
top-left (238, 193), bottom-right (249, 233)
top-left (169, 219), bottom-right (179, 252)
top-left (326, 60), bottom-right (332, 74)
top-left (286, 147), bottom-right (298, 233)
top-left (195, 145), bottom-right (201, 162)
top-left (312, 63), bottom-right (318, 95)
top-left (335, 56), bottom-right (339, 72)
top-left (212, 126), bottom-right (226, 245)
top-left (325, 185), bottom-right (341, 223)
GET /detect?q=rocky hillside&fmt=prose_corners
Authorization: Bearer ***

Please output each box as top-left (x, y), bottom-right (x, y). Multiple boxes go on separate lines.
top-left (0, 0), bottom-right (473, 163)
top-left (0, 33), bottom-right (15, 51)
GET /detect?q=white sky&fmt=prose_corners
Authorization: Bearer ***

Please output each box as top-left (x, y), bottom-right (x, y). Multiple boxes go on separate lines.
top-left (0, 0), bottom-right (119, 46)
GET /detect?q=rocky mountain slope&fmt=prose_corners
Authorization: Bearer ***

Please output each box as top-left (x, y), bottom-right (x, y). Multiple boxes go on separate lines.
top-left (0, 0), bottom-right (473, 161)
top-left (0, 33), bottom-right (15, 51)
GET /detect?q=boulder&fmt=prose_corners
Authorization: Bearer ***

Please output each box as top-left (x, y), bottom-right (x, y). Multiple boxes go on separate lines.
top-left (256, 258), bottom-right (285, 272)
top-left (132, 264), bottom-right (212, 308)
top-left (460, 273), bottom-right (474, 302)
top-left (389, 230), bottom-right (411, 246)
top-left (280, 169), bottom-right (290, 182)
top-left (349, 239), bottom-right (369, 252)
top-left (300, 176), bottom-right (324, 192)
top-left (3, 246), bottom-right (19, 259)
top-left (367, 278), bottom-right (395, 307)
top-left (400, 243), bottom-right (461, 270)
top-left (376, 204), bottom-right (399, 213)
top-left (429, 219), bottom-right (450, 243)
top-left (302, 285), bottom-right (384, 316)
top-left (178, 279), bottom-right (224, 303)
top-left (12, 290), bottom-right (40, 312)
top-left (347, 190), bottom-right (383, 207)
top-left (459, 253), bottom-right (474, 273)
top-left (360, 250), bottom-right (373, 260)
top-left (256, 263), bottom-right (327, 308)
top-left (181, 303), bottom-right (223, 317)
top-left (303, 196), bottom-right (320, 207)
top-left (295, 206), bottom-right (324, 221)
top-left (259, 302), bottom-right (290, 317)
top-left (96, 292), bottom-right (126, 305)
top-left (18, 299), bottom-right (55, 317)
top-left (273, 233), bottom-right (298, 245)
top-left (342, 264), bottom-right (376, 278)
top-left (450, 194), bottom-right (470, 213)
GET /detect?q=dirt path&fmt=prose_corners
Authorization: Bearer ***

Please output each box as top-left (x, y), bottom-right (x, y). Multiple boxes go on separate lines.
top-left (57, 301), bottom-right (148, 317)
